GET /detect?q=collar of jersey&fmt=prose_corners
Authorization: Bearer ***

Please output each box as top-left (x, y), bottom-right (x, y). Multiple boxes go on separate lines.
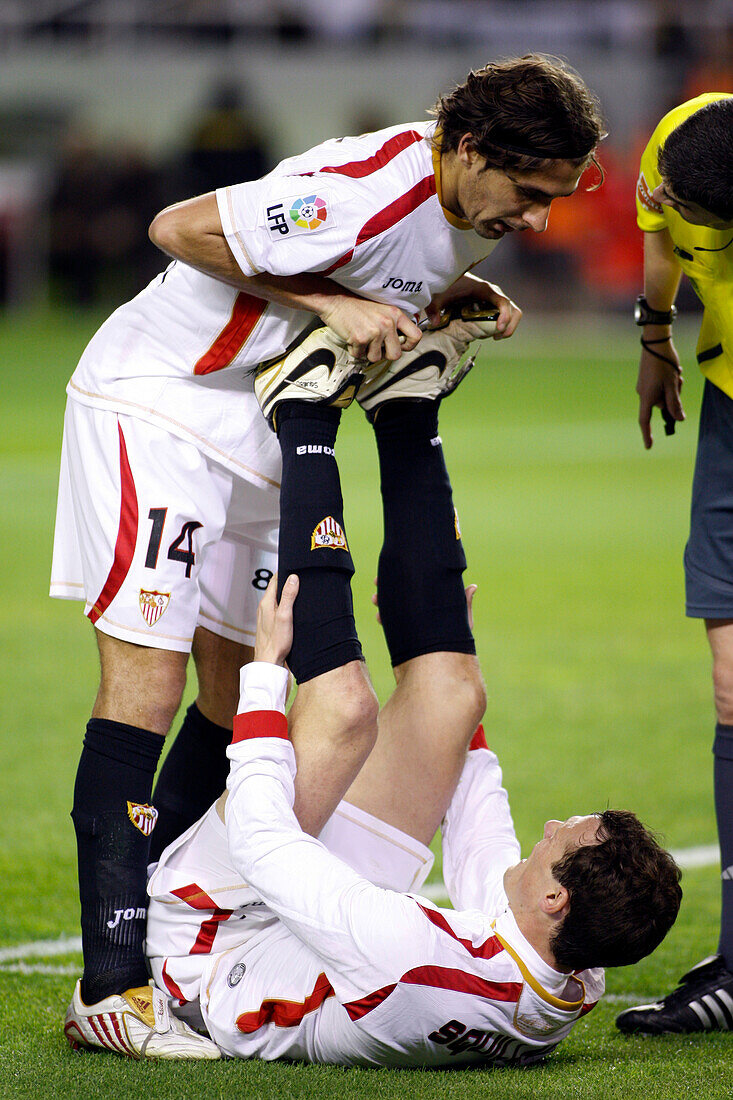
top-left (431, 128), bottom-right (473, 231)
top-left (492, 914), bottom-right (586, 1011)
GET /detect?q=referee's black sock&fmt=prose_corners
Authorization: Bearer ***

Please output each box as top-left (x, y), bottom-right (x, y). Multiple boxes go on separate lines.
top-left (72, 718), bottom-right (163, 1004)
top-left (372, 400), bottom-right (474, 666)
top-left (275, 402), bottom-right (362, 682)
top-left (714, 722), bottom-right (733, 970)
top-left (149, 703), bottom-right (233, 863)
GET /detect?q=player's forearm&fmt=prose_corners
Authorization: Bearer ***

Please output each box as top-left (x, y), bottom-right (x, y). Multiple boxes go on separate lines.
top-left (643, 229), bottom-right (682, 312)
top-left (149, 192), bottom-right (358, 317)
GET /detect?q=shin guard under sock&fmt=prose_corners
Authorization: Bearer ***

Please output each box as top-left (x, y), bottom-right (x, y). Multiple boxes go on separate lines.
top-left (149, 703), bottom-right (232, 863)
top-left (714, 722), bottom-right (733, 969)
top-left (372, 400), bottom-right (475, 666)
top-left (276, 403), bottom-right (362, 682)
top-left (72, 718), bottom-right (163, 1003)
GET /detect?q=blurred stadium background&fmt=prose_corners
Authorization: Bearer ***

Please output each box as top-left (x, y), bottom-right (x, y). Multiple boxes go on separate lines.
top-left (0, 0), bottom-right (729, 312)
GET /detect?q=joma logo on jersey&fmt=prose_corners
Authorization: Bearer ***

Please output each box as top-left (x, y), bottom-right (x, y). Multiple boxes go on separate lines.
top-left (382, 276), bottom-right (423, 293)
top-left (127, 800), bottom-right (159, 836)
top-left (311, 516), bottom-right (348, 551)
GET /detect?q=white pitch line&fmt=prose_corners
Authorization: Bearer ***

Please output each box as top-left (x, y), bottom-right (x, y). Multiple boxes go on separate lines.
top-left (0, 935), bottom-right (82, 963)
top-left (670, 843), bottom-right (720, 869)
top-left (0, 844), bottom-right (722, 971)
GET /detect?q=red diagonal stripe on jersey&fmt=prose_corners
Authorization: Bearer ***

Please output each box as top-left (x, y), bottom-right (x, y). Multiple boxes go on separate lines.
top-left (344, 965), bottom-right (521, 1021)
top-left (321, 173), bottom-right (437, 275)
top-left (172, 883), bottom-right (220, 910)
top-left (162, 960), bottom-right (187, 1004)
top-left (344, 982), bottom-right (397, 1021)
top-left (401, 964), bottom-right (522, 1003)
top-left (232, 710), bottom-right (289, 743)
top-left (418, 904), bottom-right (505, 961)
top-left (194, 291), bottom-right (267, 375)
top-left (469, 724), bottom-right (489, 751)
top-left (171, 882), bottom-right (233, 954)
top-left (236, 972), bottom-right (334, 1033)
top-left (88, 421), bottom-right (138, 624)
top-left (190, 909), bottom-right (233, 955)
top-left (319, 129), bottom-right (424, 178)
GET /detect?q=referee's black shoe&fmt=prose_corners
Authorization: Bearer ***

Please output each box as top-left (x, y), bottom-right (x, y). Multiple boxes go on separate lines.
top-left (615, 955), bottom-right (733, 1034)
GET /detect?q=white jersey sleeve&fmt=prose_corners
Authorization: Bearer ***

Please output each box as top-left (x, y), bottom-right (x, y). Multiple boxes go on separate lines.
top-left (441, 726), bottom-right (521, 913)
top-left (217, 172), bottom-right (362, 278)
top-left (225, 668), bottom-right (438, 1005)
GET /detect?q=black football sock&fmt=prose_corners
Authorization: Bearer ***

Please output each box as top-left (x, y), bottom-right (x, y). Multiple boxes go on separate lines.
top-left (149, 703), bottom-right (233, 863)
top-left (372, 400), bottom-right (474, 666)
top-left (72, 718), bottom-right (163, 1004)
top-left (714, 722), bottom-right (733, 969)
top-left (275, 402), bottom-right (362, 682)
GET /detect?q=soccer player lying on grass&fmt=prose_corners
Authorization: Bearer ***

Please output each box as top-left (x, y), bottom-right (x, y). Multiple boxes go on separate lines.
top-left (140, 575), bottom-right (681, 1068)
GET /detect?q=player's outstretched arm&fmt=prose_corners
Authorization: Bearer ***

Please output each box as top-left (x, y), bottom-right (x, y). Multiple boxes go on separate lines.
top-left (426, 272), bottom-right (522, 339)
top-left (637, 229), bottom-right (685, 449)
top-left (149, 193), bottom-right (421, 362)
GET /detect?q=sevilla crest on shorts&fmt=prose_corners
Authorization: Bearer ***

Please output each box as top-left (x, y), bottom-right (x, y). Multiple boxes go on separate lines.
top-left (139, 589), bottom-right (171, 627)
top-left (311, 516), bottom-right (348, 551)
top-left (127, 801), bottom-right (158, 836)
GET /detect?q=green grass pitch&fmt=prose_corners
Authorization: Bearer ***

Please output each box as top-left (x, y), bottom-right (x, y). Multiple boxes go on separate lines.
top-left (1, 307), bottom-right (732, 1097)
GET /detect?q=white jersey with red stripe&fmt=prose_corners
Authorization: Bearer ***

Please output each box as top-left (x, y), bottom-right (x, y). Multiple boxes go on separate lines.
top-left (145, 664), bottom-right (604, 1068)
top-left (67, 121), bottom-right (496, 489)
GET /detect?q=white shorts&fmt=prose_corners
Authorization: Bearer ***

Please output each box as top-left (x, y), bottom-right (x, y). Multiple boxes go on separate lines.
top-left (50, 400), bottom-right (279, 652)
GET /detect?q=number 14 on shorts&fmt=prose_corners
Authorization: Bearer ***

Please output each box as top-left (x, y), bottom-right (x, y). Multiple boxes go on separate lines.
top-left (145, 508), bottom-right (203, 579)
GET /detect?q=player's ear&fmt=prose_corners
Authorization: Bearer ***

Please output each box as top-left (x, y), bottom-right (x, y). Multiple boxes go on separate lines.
top-left (542, 884), bottom-right (569, 917)
top-left (457, 133), bottom-right (479, 167)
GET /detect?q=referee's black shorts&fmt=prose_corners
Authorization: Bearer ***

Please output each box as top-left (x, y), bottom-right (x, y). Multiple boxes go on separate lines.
top-left (685, 379), bottom-right (733, 618)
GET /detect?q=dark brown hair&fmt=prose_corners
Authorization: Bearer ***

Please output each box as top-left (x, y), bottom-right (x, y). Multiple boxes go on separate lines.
top-left (433, 54), bottom-right (606, 180)
top-left (549, 809), bottom-right (682, 971)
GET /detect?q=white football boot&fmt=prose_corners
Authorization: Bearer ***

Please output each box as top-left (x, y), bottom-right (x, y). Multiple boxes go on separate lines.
top-left (357, 301), bottom-right (499, 420)
top-left (64, 980), bottom-right (221, 1059)
top-left (255, 325), bottom-right (364, 429)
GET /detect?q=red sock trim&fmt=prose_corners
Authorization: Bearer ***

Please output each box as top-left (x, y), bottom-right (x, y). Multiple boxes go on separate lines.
top-left (469, 725), bottom-right (488, 752)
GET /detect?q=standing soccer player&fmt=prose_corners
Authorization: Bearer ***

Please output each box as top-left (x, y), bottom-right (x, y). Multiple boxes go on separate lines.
top-left (51, 55), bottom-right (605, 1056)
top-left (616, 94), bottom-right (733, 1035)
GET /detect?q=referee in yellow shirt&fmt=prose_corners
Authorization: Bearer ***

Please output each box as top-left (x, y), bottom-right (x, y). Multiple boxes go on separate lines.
top-left (617, 93), bottom-right (733, 1035)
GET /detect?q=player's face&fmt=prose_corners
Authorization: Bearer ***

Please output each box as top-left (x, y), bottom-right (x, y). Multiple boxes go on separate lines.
top-left (453, 149), bottom-right (583, 240)
top-left (504, 814), bottom-right (601, 898)
top-left (652, 180), bottom-right (733, 230)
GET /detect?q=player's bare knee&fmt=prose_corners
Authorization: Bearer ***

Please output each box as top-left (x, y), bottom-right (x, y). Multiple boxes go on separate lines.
top-left (448, 660), bottom-right (487, 743)
top-left (295, 662), bottom-right (379, 755)
top-left (328, 667), bottom-right (379, 745)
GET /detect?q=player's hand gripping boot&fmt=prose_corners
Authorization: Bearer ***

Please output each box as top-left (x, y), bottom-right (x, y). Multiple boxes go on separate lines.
top-left (64, 980), bottom-right (221, 1059)
top-left (255, 325), bottom-right (365, 430)
top-left (356, 300), bottom-right (499, 420)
